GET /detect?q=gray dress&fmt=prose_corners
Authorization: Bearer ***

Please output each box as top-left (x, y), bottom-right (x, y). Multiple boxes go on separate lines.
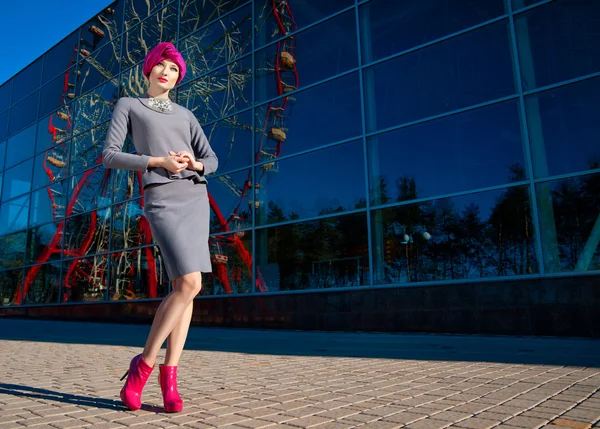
top-left (102, 94), bottom-right (218, 279)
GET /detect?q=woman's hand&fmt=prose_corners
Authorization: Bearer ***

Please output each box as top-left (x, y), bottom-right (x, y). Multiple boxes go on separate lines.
top-left (159, 154), bottom-right (189, 174)
top-left (169, 151), bottom-right (204, 173)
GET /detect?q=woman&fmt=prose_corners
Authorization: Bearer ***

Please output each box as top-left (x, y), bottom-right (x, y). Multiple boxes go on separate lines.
top-left (102, 42), bottom-right (218, 413)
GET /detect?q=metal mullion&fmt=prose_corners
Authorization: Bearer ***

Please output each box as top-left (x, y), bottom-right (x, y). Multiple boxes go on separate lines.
top-left (533, 169), bottom-right (600, 185)
top-left (254, 207), bottom-right (368, 231)
top-left (508, 0), bottom-right (545, 275)
top-left (355, 0), bottom-right (374, 288)
top-left (251, 0), bottom-right (257, 295)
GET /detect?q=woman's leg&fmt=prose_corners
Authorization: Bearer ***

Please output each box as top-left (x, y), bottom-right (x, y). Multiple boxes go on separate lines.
top-left (141, 272), bottom-right (202, 367)
top-left (165, 296), bottom-right (195, 366)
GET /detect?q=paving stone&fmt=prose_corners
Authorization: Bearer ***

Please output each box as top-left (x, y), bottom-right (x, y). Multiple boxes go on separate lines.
top-left (383, 412), bottom-right (430, 425)
top-left (403, 418), bottom-right (452, 429)
top-left (453, 417), bottom-right (501, 429)
top-left (550, 419), bottom-right (593, 429)
top-left (503, 415), bottom-right (550, 427)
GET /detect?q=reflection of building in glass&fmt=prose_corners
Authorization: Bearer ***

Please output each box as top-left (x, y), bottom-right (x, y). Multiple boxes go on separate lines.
top-left (0, 0), bottom-right (598, 334)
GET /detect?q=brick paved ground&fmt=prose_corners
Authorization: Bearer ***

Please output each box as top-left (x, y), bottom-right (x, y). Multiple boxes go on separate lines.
top-left (1, 318), bottom-right (599, 429)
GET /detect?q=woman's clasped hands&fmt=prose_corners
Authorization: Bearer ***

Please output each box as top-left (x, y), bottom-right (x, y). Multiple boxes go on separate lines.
top-left (161, 151), bottom-right (204, 174)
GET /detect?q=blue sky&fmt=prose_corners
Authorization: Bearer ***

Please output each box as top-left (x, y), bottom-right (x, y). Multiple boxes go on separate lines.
top-left (0, 0), bottom-right (112, 86)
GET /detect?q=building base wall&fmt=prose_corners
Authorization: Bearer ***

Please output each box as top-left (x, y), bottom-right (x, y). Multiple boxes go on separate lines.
top-left (1, 275), bottom-right (598, 338)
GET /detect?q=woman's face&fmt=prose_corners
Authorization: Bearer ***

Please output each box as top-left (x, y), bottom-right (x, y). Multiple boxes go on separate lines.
top-left (148, 59), bottom-right (180, 91)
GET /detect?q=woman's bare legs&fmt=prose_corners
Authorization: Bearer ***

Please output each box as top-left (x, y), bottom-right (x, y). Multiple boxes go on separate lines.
top-left (141, 272), bottom-right (202, 367)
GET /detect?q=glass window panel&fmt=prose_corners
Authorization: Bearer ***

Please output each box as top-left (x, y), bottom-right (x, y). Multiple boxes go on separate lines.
top-left (364, 20), bottom-right (515, 132)
top-left (73, 80), bottom-right (119, 136)
top-left (66, 166), bottom-right (114, 217)
top-left (39, 66), bottom-right (78, 119)
top-left (256, 212), bottom-right (370, 292)
top-left (76, 37), bottom-right (121, 96)
top-left (110, 247), bottom-right (169, 300)
top-left (70, 123), bottom-right (109, 175)
top-left (113, 168), bottom-right (144, 204)
top-left (178, 55), bottom-right (252, 124)
top-left (209, 169), bottom-right (252, 234)
top-left (43, 31), bottom-right (80, 84)
top-left (6, 124), bottom-right (36, 169)
top-left (122, 3), bottom-right (178, 69)
top-left (0, 231), bottom-right (26, 271)
top-left (64, 211), bottom-right (111, 259)
top-left (360, 0), bottom-right (506, 64)
top-left (0, 141), bottom-right (5, 171)
top-left (25, 223), bottom-right (63, 265)
top-left (12, 58), bottom-right (43, 104)
top-left (119, 62), bottom-right (147, 97)
top-left (203, 111), bottom-right (253, 173)
top-left (22, 262), bottom-right (61, 305)
top-left (36, 112), bottom-right (72, 155)
top-left (0, 195), bottom-right (30, 235)
top-left (255, 140), bottom-right (366, 225)
top-left (0, 269), bottom-right (23, 306)
top-left (0, 111), bottom-right (8, 142)
top-left (2, 159), bottom-right (34, 202)
top-left (527, 77), bottom-right (600, 179)
top-left (179, 5), bottom-right (252, 84)
top-left (124, 0), bottom-right (172, 29)
top-left (9, 91), bottom-right (40, 136)
top-left (32, 149), bottom-right (69, 192)
top-left (536, 173), bottom-right (600, 273)
top-left (61, 255), bottom-right (108, 302)
top-left (79, 2), bottom-right (124, 52)
top-left (111, 198), bottom-right (153, 250)
top-left (255, 11), bottom-right (358, 103)
top-left (179, 0), bottom-right (247, 39)
top-left (0, 80), bottom-right (12, 113)
top-left (255, 0), bottom-right (354, 48)
top-left (29, 182), bottom-right (68, 226)
top-left (369, 100), bottom-right (527, 206)
top-left (255, 73), bottom-right (362, 160)
top-left (512, 0), bottom-right (543, 9)
top-left (371, 186), bottom-right (538, 285)
top-left (515, 0), bottom-right (600, 91)
top-left (205, 231), bottom-right (252, 295)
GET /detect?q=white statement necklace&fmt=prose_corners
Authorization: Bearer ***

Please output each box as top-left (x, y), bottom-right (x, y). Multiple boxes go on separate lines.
top-left (148, 97), bottom-right (173, 113)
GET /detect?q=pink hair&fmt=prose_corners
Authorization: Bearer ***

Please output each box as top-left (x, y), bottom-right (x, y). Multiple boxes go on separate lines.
top-left (143, 42), bottom-right (187, 85)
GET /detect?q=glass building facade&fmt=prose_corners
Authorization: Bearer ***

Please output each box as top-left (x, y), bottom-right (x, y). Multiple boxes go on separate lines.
top-left (0, 0), bottom-right (598, 307)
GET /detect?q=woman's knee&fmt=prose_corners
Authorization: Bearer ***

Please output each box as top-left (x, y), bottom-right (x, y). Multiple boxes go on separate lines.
top-left (175, 273), bottom-right (202, 298)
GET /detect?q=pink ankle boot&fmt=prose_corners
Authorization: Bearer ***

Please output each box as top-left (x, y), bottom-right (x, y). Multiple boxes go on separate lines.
top-left (120, 354), bottom-right (154, 411)
top-left (159, 364), bottom-right (183, 413)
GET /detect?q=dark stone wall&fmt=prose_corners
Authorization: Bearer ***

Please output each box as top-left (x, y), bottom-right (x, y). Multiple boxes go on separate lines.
top-left (1, 275), bottom-right (598, 337)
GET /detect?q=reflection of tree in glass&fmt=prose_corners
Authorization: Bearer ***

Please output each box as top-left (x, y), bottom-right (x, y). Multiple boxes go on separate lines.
top-left (549, 172), bottom-right (600, 272)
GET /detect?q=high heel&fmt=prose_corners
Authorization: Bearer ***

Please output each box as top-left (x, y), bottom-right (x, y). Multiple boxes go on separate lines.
top-left (159, 364), bottom-right (183, 413)
top-left (119, 354), bottom-right (154, 411)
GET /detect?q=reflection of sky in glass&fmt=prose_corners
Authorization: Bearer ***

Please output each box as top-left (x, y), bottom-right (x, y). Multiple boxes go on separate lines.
top-left (0, 195), bottom-right (29, 236)
top-left (528, 77), bottom-right (600, 178)
top-left (369, 100), bottom-right (525, 204)
top-left (255, 140), bottom-right (366, 224)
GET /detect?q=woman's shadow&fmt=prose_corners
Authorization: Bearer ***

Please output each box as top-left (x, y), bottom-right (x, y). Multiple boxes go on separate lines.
top-left (0, 383), bottom-right (162, 413)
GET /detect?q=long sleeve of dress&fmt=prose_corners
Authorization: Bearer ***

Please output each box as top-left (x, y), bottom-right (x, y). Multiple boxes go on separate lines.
top-left (189, 111), bottom-right (218, 176)
top-left (102, 99), bottom-right (151, 171)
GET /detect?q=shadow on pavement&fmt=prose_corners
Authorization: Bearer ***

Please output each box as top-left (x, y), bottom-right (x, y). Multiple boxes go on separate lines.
top-left (1, 318), bottom-right (599, 368)
top-left (0, 383), bottom-right (124, 410)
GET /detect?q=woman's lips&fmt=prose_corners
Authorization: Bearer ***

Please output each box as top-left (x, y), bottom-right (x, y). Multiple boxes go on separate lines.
top-left (158, 78), bottom-right (168, 83)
